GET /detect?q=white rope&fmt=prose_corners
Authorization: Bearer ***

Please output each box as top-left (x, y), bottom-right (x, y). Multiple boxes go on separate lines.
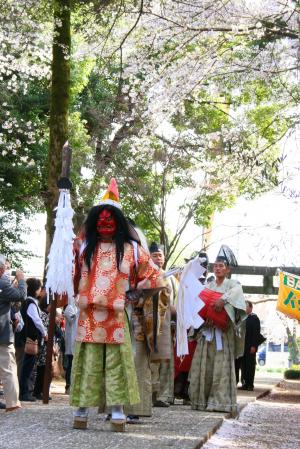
top-left (45, 189), bottom-right (75, 305)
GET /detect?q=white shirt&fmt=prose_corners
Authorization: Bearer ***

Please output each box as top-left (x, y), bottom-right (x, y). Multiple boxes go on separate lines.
top-left (27, 297), bottom-right (47, 337)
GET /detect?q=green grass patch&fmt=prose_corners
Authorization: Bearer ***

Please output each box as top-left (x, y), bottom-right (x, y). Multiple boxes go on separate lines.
top-left (257, 366), bottom-right (285, 373)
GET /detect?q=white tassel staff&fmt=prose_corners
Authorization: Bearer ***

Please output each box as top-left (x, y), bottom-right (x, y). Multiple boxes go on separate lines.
top-left (43, 142), bottom-right (74, 404)
top-left (45, 188), bottom-right (75, 304)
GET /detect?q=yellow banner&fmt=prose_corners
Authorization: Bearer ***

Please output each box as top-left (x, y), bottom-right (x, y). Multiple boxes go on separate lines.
top-left (277, 271), bottom-right (300, 320)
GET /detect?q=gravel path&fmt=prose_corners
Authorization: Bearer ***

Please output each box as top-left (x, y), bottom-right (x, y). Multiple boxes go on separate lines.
top-left (0, 399), bottom-right (228, 449)
top-left (0, 375), bottom-right (284, 449)
top-left (202, 396), bottom-right (300, 449)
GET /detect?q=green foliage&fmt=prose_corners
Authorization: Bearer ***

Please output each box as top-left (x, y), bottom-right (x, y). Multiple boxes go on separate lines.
top-left (78, 58), bottom-right (127, 133)
top-left (0, 27), bottom-right (97, 256)
top-left (0, 79), bottom-right (49, 213)
top-left (70, 56), bottom-right (96, 103)
top-left (0, 212), bottom-right (34, 266)
top-left (234, 79), bottom-right (282, 105)
top-left (284, 366), bottom-right (300, 380)
top-left (174, 93), bottom-right (230, 135)
top-left (246, 104), bottom-right (290, 143)
top-left (256, 366), bottom-right (285, 373)
top-left (173, 84), bottom-right (284, 201)
top-left (288, 337), bottom-right (300, 365)
top-left (68, 111), bottom-right (97, 228)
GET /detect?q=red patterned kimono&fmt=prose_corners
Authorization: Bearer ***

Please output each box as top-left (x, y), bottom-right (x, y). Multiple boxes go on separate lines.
top-left (76, 241), bottom-right (162, 345)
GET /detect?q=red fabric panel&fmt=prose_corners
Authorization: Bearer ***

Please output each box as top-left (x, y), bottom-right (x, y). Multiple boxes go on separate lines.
top-left (174, 340), bottom-right (197, 377)
top-left (198, 288), bottom-right (228, 331)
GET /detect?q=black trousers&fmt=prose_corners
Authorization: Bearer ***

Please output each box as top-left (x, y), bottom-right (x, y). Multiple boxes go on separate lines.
top-left (64, 354), bottom-right (73, 388)
top-left (174, 372), bottom-right (190, 400)
top-left (20, 354), bottom-right (36, 397)
top-left (242, 352), bottom-right (256, 388)
top-left (235, 357), bottom-right (243, 384)
top-left (33, 365), bottom-right (45, 396)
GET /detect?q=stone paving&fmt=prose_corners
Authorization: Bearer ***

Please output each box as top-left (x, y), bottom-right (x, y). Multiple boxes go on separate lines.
top-left (202, 382), bottom-right (300, 449)
top-left (0, 373), bottom-right (281, 449)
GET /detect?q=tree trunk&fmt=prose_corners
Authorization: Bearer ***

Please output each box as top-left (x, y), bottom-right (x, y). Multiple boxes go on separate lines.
top-left (201, 171), bottom-right (215, 252)
top-left (45, 0), bottom-right (71, 263)
top-left (202, 211), bottom-right (215, 252)
top-left (286, 326), bottom-right (300, 365)
top-left (160, 170), bottom-right (169, 268)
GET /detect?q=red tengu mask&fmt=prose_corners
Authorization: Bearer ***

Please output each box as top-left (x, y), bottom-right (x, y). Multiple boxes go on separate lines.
top-left (97, 209), bottom-right (117, 238)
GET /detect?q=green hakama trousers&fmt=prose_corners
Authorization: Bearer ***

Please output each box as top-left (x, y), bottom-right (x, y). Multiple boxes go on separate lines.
top-left (189, 325), bottom-right (238, 413)
top-left (70, 319), bottom-right (140, 410)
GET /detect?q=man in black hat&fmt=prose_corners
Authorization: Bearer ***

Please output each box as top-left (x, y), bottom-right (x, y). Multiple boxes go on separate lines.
top-left (189, 251), bottom-right (246, 414)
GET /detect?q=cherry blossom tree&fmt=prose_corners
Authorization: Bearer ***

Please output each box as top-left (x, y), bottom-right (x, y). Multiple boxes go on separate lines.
top-left (1, 0), bottom-right (300, 264)
top-left (0, 1), bottom-right (51, 209)
top-left (75, 1), bottom-right (300, 261)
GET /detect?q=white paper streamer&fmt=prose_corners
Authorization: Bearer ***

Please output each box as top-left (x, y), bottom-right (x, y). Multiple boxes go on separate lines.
top-left (176, 257), bottom-right (206, 357)
top-left (46, 189), bottom-right (75, 305)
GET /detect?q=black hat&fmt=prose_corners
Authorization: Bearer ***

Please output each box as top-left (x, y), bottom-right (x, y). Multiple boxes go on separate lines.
top-left (149, 242), bottom-right (164, 254)
top-left (216, 245), bottom-right (238, 267)
top-left (215, 255), bottom-right (229, 266)
top-left (184, 250), bottom-right (208, 267)
top-left (198, 251), bottom-right (209, 268)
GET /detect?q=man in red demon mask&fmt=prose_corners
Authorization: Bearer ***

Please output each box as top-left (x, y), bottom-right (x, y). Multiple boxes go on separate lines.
top-left (70, 179), bottom-right (164, 431)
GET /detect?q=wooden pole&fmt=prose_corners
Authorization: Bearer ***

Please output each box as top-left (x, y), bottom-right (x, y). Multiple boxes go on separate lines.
top-left (43, 293), bottom-right (57, 404)
top-left (58, 141), bottom-right (72, 189)
top-left (61, 141), bottom-right (72, 178)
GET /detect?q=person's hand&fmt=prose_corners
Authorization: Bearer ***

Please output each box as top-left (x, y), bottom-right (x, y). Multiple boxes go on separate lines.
top-left (12, 301), bottom-right (21, 312)
top-left (170, 305), bottom-right (177, 320)
top-left (12, 317), bottom-right (20, 331)
top-left (126, 289), bottom-right (144, 303)
top-left (214, 298), bottom-right (225, 312)
top-left (44, 334), bottom-right (48, 342)
top-left (250, 346), bottom-right (257, 354)
top-left (15, 270), bottom-right (25, 281)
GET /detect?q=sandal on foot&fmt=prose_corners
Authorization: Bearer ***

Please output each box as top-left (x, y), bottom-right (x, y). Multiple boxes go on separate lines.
top-left (111, 418), bottom-right (126, 432)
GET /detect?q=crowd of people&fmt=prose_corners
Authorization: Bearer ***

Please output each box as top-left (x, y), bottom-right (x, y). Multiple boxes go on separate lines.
top-left (0, 179), bottom-right (264, 434)
top-left (0, 266), bottom-right (75, 411)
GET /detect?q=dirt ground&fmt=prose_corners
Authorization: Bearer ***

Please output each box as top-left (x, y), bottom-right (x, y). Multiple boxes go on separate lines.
top-left (259, 380), bottom-right (300, 403)
top-left (202, 381), bottom-right (300, 449)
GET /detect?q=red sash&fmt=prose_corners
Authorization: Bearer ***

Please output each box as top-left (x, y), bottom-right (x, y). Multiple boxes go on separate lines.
top-left (198, 288), bottom-right (228, 331)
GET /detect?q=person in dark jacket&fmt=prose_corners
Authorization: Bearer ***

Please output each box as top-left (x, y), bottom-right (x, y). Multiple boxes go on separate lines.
top-left (33, 294), bottom-right (50, 400)
top-left (0, 254), bottom-right (27, 411)
top-left (238, 300), bottom-right (262, 391)
top-left (19, 278), bottom-right (47, 402)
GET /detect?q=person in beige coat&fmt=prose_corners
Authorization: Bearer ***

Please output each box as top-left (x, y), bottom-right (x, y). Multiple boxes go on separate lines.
top-left (149, 243), bottom-right (178, 408)
top-left (0, 255), bottom-right (26, 411)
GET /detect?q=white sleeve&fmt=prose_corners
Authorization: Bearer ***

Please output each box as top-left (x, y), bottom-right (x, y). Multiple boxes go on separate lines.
top-left (64, 304), bottom-right (77, 323)
top-left (27, 304), bottom-right (47, 337)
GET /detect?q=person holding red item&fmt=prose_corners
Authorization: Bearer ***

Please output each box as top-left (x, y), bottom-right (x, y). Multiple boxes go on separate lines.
top-left (189, 247), bottom-right (246, 414)
top-left (173, 251), bottom-right (208, 403)
top-left (70, 179), bottom-right (164, 431)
